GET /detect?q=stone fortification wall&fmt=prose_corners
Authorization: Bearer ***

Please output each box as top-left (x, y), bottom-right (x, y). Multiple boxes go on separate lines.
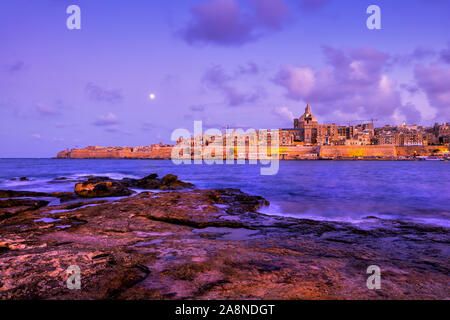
top-left (319, 145), bottom-right (397, 158)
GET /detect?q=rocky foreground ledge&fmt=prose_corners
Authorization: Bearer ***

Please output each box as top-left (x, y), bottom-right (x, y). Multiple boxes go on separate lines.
top-left (0, 175), bottom-right (449, 300)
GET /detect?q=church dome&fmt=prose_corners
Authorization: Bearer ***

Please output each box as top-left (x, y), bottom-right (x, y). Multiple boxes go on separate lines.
top-left (299, 103), bottom-right (317, 122)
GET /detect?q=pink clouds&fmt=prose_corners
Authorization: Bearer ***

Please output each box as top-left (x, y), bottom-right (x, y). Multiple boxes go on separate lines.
top-left (274, 46), bottom-right (421, 123)
top-left (179, 0), bottom-right (290, 46)
top-left (414, 63), bottom-right (450, 119)
top-left (275, 66), bottom-right (315, 99)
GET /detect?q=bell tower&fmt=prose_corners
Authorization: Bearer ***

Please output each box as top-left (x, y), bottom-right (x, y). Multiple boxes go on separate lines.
top-left (294, 103), bottom-right (319, 144)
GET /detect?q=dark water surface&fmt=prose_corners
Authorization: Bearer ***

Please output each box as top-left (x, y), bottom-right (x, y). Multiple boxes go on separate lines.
top-left (0, 159), bottom-right (449, 227)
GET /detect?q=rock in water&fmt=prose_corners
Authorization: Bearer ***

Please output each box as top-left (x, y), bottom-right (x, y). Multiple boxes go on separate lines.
top-left (160, 174), bottom-right (194, 190)
top-left (122, 173), bottom-right (161, 189)
top-left (121, 173), bottom-right (194, 190)
top-left (74, 179), bottom-right (134, 198)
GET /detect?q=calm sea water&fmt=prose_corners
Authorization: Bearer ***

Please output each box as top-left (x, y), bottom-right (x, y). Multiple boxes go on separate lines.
top-left (0, 159), bottom-right (449, 227)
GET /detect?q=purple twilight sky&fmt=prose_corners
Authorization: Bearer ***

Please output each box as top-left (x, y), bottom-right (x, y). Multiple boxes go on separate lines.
top-left (0, 0), bottom-right (449, 157)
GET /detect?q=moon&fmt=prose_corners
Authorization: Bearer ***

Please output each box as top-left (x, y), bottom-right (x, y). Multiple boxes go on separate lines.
top-left (149, 93), bottom-right (156, 100)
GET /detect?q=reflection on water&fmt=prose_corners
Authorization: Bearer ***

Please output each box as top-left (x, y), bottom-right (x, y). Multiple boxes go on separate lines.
top-left (0, 159), bottom-right (449, 227)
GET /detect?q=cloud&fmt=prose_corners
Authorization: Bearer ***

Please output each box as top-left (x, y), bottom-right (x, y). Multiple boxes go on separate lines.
top-left (5, 61), bottom-right (25, 73)
top-left (299, 0), bottom-right (331, 11)
top-left (161, 74), bottom-right (181, 86)
top-left (440, 42), bottom-right (450, 64)
top-left (391, 46), bottom-right (437, 66)
top-left (396, 103), bottom-right (423, 124)
top-left (414, 63), bottom-right (450, 120)
top-left (274, 65), bottom-right (316, 100)
top-left (179, 0), bottom-right (290, 46)
top-left (273, 106), bottom-right (294, 123)
top-left (35, 102), bottom-right (62, 116)
top-left (93, 113), bottom-right (120, 126)
top-left (400, 83), bottom-right (420, 95)
top-left (274, 46), bottom-right (421, 123)
top-left (103, 125), bottom-right (132, 135)
top-left (249, 0), bottom-right (290, 29)
top-left (236, 62), bottom-right (260, 75)
top-left (55, 122), bottom-right (76, 128)
top-left (85, 82), bottom-right (123, 104)
top-left (31, 133), bottom-right (41, 140)
top-left (180, 0), bottom-right (254, 46)
top-left (203, 64), bottom-right (264, 106)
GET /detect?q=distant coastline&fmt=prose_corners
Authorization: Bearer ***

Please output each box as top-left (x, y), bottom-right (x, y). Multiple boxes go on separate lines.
top-left (55, 144), bottom-right (450, 161)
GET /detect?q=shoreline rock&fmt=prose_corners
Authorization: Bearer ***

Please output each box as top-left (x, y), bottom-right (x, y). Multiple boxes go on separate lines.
top-left (73, 174), bottom-right (194, 198)
top-left (0, 185), bottom-right (448, 300)
top-left (0, 198), bottom-right (50, 221)
top-left (74, 179), bottom-right (135, 198)
top-left (121, 173), bottom-right (195, 190)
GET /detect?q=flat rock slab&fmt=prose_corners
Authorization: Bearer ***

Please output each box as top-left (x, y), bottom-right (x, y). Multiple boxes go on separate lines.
top-left (0, 189), bottom-right (448, 300)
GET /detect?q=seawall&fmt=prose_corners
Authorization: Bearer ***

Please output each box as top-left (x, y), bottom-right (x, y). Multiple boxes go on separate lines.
top-left (279, 146), bottom-right (320, 160)
top-left (319, 145), bottom-right (397, 159)
top-left (396, 146), bottom-right (449, 157)
top-left (58, 147), bottom-right (173, 159)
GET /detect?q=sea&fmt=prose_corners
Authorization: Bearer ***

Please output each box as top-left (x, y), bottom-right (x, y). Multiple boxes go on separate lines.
top-left (0, 159), bottom-right (449, 228)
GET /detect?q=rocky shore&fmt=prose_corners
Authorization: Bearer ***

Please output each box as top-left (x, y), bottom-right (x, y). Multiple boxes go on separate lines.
top-left (0, 174), bottom-right (448, 300)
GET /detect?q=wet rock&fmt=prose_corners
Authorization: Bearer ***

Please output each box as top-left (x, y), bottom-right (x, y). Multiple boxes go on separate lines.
top-left (121, 173), bottom-right (194, 190)
top-left (51, 192), bottom-right (80, 203)
top-left (9, 177), bottom-right (32, 181)
top-left (122, 173), bottom-right (161, 189)
top-left (160, 174), bottom-right (194, 190)
top-left (0, 190), bottom-right (80, 203)
top-left (0, 190), bottom-right (52, 198)
top-left (74, 179), bottom-right (134, 198)
top-left (48, 177), bottom-right (79, 185)
top-left (0, 199), bottom-right (49, 220)
top-left (0, 199), bottom-right (49, 209)
top-left (60, 200), bottom-right (108, 210)
top-left (0, 187), bottom-right (448, 300)
top-left (53, 177), bottom-right (68, 181)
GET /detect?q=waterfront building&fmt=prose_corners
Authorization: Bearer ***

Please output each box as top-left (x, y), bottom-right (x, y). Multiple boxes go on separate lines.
top-left (280, 104), bottom-right (368, 146)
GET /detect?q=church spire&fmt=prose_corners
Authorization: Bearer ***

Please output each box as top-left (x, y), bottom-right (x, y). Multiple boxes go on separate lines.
top-left (305, 103), bottom-right (311, 115)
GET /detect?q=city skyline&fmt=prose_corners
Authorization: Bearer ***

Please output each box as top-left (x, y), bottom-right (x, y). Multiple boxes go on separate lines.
top-left (1, 0), bottom-right (450, 157)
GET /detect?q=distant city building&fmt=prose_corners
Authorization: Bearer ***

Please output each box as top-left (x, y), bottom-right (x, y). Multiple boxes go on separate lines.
top-left (279, 104), bottom-right (449, 147)
top-left (56, 105), bottom-right (450, 160)
top-left (280, 104), bottom-right (372, 146)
